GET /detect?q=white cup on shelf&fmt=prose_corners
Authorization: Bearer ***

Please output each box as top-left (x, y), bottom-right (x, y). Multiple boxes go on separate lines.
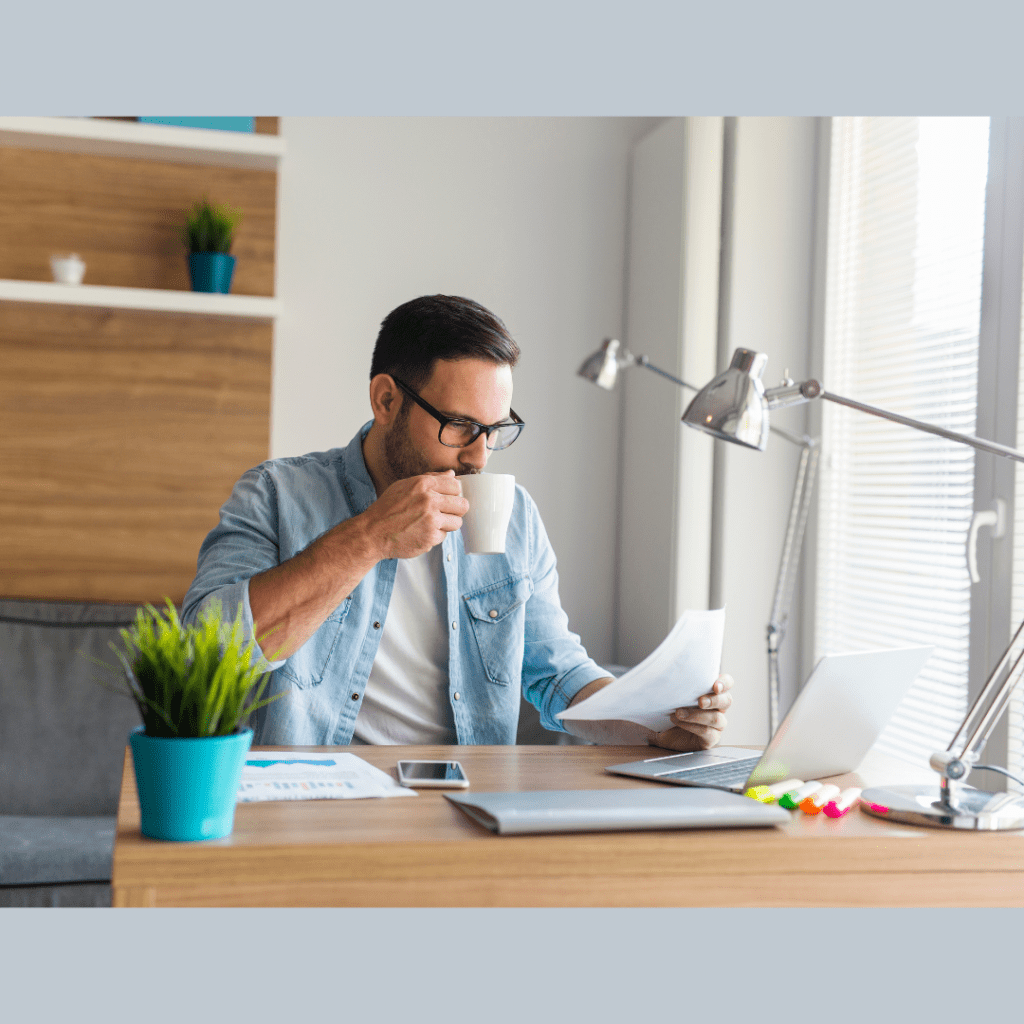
top-left (50, 254), bottom-right (86, 285)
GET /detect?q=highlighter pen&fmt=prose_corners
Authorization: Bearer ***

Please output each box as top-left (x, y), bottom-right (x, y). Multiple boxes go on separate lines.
top-left (779, 781), bottom-right (821, 810)
top-left (800, 784), bottom-right (840, 815)
top-left (823, 787), bottom-right (862, 818)
top-left (745, 779), bottom-right (802, 803)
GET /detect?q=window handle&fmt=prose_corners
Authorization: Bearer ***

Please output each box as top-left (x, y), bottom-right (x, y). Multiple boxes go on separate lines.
top-left (967, 499), bottom-right (1006, 584)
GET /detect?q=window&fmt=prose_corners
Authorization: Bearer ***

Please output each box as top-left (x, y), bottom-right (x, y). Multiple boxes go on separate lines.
top-left (816, 117), bottom-right (991, 766)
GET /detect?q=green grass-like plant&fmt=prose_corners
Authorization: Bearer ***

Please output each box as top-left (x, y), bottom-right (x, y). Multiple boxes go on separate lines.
top-left (180, 197), bottom-right (243, 254)
top-left (110, 599), bottom-right (282, 738)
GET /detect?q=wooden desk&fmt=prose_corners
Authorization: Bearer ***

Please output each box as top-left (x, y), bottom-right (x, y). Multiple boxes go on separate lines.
top-left (111, 744), bottom-right (1024, 907)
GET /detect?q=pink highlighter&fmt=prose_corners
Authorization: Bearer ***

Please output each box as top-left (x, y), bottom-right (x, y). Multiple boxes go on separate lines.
top-left (823, 787), bottom-right (862, 818)
top-left (800, 784), bottom-right (840, 815)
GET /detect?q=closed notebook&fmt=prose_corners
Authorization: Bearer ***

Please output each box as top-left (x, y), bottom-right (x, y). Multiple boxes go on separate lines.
top-left (444, 788), bottom-right (788, 835)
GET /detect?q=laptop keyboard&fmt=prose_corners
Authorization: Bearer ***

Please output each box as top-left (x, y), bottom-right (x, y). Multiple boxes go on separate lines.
top-left (659, 758), bottom-right (762, 788)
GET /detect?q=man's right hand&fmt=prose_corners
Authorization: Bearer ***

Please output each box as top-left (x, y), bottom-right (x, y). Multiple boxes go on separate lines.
top-left (361, 470), bottom-right (470, 560)
top-left (249, 471), bottom-right (468, 661)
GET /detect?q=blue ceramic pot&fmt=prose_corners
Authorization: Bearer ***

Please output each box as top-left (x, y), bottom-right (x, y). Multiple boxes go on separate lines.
top-left (188, 252), bottom-right (236, 294)
top-left (129, 727), bottom-right (252, 841)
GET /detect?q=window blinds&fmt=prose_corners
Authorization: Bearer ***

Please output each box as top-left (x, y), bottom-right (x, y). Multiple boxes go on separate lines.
top-left (1008, 278), bottom-right (1024, 790)
top-left (817, 117), bottom-right (990, 767)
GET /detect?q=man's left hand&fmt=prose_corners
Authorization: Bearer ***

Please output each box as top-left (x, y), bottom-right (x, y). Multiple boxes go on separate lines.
top-left (647, 673), bottom-right (734, 751)
top-left (562, 673), bottom-right (734, 749)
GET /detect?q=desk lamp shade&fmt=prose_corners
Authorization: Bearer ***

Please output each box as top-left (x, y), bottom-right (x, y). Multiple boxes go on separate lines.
top-left (681, 348), bottom-right (769, 450)
top-left (577, 338), bottom-right (624, 391)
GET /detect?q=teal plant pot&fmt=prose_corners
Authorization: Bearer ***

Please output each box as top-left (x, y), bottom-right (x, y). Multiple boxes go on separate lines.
top-left (129, 727), bottom-right (252, 841)
top-left (188, 252), bottom-right (236, 294)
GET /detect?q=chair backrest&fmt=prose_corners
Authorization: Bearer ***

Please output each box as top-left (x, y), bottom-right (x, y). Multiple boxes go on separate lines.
top-left (0, 599), bottom-right (146, 816)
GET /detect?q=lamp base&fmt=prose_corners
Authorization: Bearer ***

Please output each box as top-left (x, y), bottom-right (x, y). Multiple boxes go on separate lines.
top-left (861, 785), bottom-right (1024, 831)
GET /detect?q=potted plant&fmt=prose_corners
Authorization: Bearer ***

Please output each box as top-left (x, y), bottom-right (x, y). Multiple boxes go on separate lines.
top-left (180, 197), bottom-right (243, 294)
top-left (110, 600), bottom-right (281, 841)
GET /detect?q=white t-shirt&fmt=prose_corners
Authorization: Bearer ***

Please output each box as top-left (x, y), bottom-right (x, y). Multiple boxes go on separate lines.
top-left (352, 544), bottom-right (457, 745)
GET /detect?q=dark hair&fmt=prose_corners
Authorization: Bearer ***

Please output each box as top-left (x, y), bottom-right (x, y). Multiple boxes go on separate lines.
top-left (369, 295), bottom-right (520, 389)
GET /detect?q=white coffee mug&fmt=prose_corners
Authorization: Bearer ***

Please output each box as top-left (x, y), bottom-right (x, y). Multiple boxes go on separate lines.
top-left (459, 473), bottom-right (516, 554)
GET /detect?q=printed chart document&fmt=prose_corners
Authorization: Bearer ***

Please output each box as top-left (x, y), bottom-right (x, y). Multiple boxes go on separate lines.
top-left (556, 608), bottom-right (725, 733)
top-left (237, 753), bottom-right (416, 803)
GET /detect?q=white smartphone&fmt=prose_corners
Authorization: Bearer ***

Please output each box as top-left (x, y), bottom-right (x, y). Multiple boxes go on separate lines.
top-left (396, 760), bottom-right (470, 789)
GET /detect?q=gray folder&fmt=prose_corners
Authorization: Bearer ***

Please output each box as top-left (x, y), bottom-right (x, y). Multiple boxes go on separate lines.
top-left (445, 788), bottom-right (789, 835)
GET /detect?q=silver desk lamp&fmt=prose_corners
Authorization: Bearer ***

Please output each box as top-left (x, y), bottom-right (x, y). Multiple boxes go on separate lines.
top-left (578, 338), bottom-right (819, 736)
top-left (682, 347), bottom-right (1024, 831)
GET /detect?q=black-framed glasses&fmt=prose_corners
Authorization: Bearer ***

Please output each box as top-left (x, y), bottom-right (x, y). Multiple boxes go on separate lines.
top-left (391, 377), bottom-right (525, 450)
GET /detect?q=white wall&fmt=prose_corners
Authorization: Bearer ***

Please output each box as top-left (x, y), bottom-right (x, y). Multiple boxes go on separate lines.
top-left (617, 118), bottom-right (723, 666)
top-left (273, 117), bottom-right (661, 669)
top-left (717, 117), bottom-right (820, 743)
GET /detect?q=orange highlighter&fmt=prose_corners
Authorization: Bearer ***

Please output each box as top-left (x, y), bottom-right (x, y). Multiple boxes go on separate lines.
top-left (800, 784), bottom-right (840, 815)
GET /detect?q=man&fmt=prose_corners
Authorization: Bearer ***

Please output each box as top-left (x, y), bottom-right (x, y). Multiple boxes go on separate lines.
top-left (182, 295), bottom-right (733, 748)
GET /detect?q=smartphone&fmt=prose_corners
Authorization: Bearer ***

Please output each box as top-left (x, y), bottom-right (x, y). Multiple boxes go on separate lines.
top-left (396, 760), bottom-right (470, 789)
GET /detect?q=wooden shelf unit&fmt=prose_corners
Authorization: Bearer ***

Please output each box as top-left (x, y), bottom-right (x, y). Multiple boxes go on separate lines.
top-left (0, 118), bottom-right (280, 603)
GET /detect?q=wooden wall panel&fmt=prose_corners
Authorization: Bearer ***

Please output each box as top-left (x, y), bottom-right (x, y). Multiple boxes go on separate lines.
top-left (0, 148), bottom-right (276, 295)
top-left (0, 303), bottom-right (272, 603)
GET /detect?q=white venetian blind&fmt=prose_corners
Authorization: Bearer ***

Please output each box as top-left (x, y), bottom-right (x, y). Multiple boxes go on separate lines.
top-left (1008, 269), bottom-right (1024, 791)
top-left (817, 117), bottom-right (990, 767)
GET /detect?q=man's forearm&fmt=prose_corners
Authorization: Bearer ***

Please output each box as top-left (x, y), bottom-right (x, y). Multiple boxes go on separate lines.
top-left (560, 677), bottom-right (656, 745)
top-left (248, 513), bottom-right (382, 660)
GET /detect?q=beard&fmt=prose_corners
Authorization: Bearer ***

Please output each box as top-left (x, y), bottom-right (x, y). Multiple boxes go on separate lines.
top-left (383, 410), bottom-right (479, 481)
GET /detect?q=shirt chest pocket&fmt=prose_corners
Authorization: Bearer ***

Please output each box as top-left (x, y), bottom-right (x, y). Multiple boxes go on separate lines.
top-left (279, 597), bottom-right (353, 690)
top-left (463, 575), bottom-right (533, 687)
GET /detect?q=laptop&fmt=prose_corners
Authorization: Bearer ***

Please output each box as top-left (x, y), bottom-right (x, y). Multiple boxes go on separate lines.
top-left (605, 645), bottom-right (933, 792)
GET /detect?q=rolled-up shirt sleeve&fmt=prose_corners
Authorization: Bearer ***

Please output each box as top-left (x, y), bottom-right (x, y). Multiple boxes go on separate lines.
top-left (181, 465), bottom-right (288, 671)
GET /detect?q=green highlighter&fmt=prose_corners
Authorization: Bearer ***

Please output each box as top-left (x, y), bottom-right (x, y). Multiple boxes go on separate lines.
top-left (779, 781), bottom-right (822, 809)
top-left (745, 778), bottom-right (803, 804)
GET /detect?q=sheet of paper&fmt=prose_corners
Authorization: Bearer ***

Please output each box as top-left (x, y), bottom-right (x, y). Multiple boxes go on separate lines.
top-left (237, 752), bottom-right (417, 803)
top-left (556, 607), bottom-right (725, 732)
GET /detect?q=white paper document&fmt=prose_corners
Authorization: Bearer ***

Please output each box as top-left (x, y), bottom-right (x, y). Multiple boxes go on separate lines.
top-left (556, 608), bottom-right (725, 732)
top-left (237, 752), bottom-right (417, 803)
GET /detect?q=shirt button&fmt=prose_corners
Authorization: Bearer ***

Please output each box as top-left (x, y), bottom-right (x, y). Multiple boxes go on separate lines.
top-left (489, 610), bottom-right (498, 618)
top-left (351, 693), bottom-right (359, 701)
top-left (447, 553), bottom-right (452, 562)
top-left (452, 621), bottom-right (458, 630)
top-left (453, 692), bottom-right (460, 701)
top-left (373, 621), bottom-right (381, 629)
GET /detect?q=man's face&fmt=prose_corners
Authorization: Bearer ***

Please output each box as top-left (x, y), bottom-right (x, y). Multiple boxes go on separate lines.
top-left (383, 358), bottom-right (514, 481)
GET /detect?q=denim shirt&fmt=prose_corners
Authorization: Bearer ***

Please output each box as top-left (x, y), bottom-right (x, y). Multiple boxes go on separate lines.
top-left (181, 423), bottom-right (605, 745)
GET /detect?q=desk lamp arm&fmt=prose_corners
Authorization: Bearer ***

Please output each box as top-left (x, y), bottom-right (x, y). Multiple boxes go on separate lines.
top-left (765, 375), bottom-right (1024, 796)
top-left (679, 348), bottom-right (1024, 828)
top-left (577, 340), bottom-right (819, 739)
top-left (766, 435), bottom-right (820, 736)
top-left (615, 353), bottom-right (818, 736)
top-left (765, 380), bottom-right (1024, 465)
top-left (931, 617), bottom-right (1024, 783)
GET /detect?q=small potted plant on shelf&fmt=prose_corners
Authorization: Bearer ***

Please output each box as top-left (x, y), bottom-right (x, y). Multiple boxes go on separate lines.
top-left (180, 197), bottom-right (243, 294)
top-left (110, 600), bottom-right (281, 841)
